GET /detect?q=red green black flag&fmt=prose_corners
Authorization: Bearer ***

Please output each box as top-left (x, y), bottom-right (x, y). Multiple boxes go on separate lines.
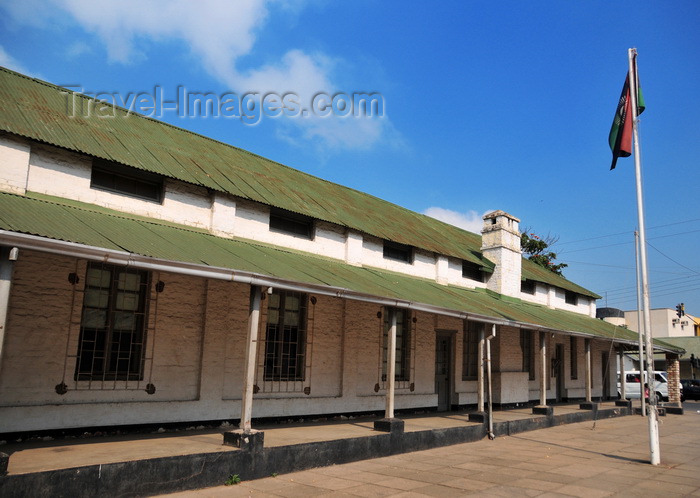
top-left (609, 71), bottom-right (645, 170)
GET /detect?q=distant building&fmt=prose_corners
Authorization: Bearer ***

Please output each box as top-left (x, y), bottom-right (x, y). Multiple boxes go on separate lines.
top-left (624, 308), bottom-right (699, 338)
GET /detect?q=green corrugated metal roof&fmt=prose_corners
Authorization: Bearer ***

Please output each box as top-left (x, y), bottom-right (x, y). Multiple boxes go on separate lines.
top-left (0, 191), bottom-right (677, 351)
top-left (522, 259), bottom-right (600, 298)
top-left (0, 66), bottom-right (600, 298)
top-left (653, 336), bottom-right (700, 357)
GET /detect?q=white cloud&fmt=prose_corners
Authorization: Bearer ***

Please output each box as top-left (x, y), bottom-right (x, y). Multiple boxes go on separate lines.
top-left (65, 41), bottom-right (93, 59)
top-left (8, 0), bottom-right (397, 154)
top-left (423, 207), bottom-right (491, 234)
top-left (55, 0), bottom-right (267, 68)
top-left (0, 46), bottom-right (33, 77)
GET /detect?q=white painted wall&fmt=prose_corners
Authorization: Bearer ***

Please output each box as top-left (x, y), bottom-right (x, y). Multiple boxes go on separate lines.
top-left (0, 134), bottom-right (31, 194)
top-left (25, 143), bottom-right (213, 229)
top-left (520, 281), bottom-right (548, 305)
top-left (520, 281), bottom-right (594, 316)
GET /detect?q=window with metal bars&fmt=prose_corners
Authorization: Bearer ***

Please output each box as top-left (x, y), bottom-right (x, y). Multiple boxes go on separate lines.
top-left (521, 329), bottom-right (535, 381)
top-left (75, 263), bottom-right (149, 381)
top-left (263, 290), bottom-right (307, 381)
top-left (462, 321), bottom-right (482, 380)
top-left (381, 308), bottom-right (411, 382)
top-left (570, 336), bottom-right (578, 379)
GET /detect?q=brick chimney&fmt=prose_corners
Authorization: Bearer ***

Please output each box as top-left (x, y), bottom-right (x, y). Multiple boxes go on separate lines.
top-left (481, 210), bottom-right (522, 297)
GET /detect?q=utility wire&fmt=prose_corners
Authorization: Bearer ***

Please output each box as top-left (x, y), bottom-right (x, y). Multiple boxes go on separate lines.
top-left (561, 260), bottom-right (636, 270)
top-left (556, 218), bottom-right (700, 246)
top-left (605, 285), bottom-right (700, 307)
top-left (598, 274), bottom-right (699, 295)
top-left (646, 241), bottom-right (700, 276)
top-left (601, 275), bottom-right (700, 297)
top-left (559, 229), bottom-right (700, 255)
top-left (603, 287), bottom-right (700, 308)
top-left (604, 282), bottom-right (700, 304)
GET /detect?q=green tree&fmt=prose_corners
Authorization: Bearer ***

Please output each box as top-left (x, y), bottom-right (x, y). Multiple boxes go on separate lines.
top-left (520, 232), bottom-right (567, 276)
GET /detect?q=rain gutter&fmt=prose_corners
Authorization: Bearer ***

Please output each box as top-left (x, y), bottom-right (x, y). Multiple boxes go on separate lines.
top-left (0, 230), bottom-right (677, 353)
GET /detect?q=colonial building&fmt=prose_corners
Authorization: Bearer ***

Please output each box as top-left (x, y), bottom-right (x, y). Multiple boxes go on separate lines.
top-left (0, 67), bottom-right (681, 434)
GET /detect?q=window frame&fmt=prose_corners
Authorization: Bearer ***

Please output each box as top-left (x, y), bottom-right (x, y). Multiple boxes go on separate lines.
top-left (382, 240), bottom-right (414, 264)
top-left (521, 329), bottom-right (535, 381)
top-left (382, 308), bottom-right (411, 382)
top-left (269, 207), bottom-right (315, 240)
top-left (565, 290), bottom-right (578, 306)
top-left (570, 336), bottom-right (578, 379)
top-left (462, 321), bottom-right (482, 380)
top-left (521, 279), bottom-right (536, 295)
top-left (462, 261), bottom-right (484, 282)
top-left (263, 290), bottom-right (308, 382)
top-left (91, 158), bottom-right (164, 203)
top-left (74, 262), bottom-right (150, 382)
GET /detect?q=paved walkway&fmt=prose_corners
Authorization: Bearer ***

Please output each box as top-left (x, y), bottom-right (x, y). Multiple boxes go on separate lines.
top-left (163, 402), bottom-right (700, 497)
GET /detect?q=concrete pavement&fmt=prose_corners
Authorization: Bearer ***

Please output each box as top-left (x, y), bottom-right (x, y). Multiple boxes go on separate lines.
top-left (163, 401), bottom-right (700, 497)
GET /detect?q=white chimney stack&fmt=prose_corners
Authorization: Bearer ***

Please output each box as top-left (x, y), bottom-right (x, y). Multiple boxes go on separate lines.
top-left (481, 210), bottom-right (522, 297)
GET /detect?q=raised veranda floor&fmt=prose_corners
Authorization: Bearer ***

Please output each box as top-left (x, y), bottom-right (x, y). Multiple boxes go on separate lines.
top-left (0, 401), bottom-right (640, 496)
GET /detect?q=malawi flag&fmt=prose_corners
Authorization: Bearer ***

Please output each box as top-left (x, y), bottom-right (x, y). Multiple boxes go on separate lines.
top-left (609, 72), bottom-right (645, 170)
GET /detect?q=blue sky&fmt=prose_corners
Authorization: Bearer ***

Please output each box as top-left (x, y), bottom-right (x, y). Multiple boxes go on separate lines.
top-left (1, 1), bottom-right (700, 315)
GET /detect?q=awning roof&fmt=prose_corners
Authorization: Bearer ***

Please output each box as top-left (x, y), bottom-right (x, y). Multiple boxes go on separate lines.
top-left (0, 191), bottom-right (681, 352)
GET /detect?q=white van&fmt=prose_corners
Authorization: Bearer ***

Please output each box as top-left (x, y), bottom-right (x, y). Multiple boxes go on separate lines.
top-left (617, 371), bottom-right (670, 403)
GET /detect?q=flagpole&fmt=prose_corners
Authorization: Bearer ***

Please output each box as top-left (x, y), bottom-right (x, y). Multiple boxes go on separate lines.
top-left (634, 229), bottom-right (645, 416)
top-left (628, 47), bottom-right (660, 465)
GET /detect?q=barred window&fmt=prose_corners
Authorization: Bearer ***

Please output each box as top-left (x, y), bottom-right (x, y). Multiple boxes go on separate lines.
top-left (570, 336), bottom-right (578, 379)
top-left (382, 308), bottom-right (411, 381)
top-left (462, 321), bottom-right (482, 380)
top-left (521, 329), bottom-right (535, 380)
top-left (264, 290), bottom-right (307, 381)
top-left (75, 263), bottom-right (149, 381)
